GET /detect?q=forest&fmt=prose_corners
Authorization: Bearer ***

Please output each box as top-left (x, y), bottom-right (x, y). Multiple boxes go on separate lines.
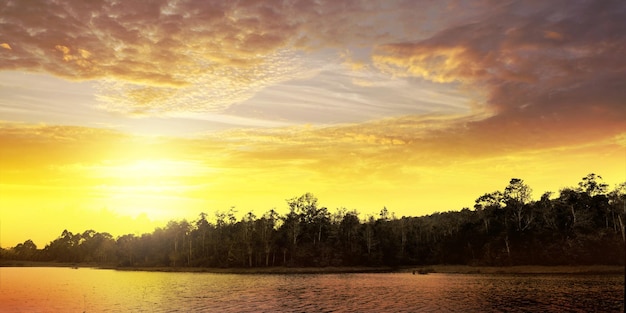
top-left (2, 173), bottom-right (624, 268)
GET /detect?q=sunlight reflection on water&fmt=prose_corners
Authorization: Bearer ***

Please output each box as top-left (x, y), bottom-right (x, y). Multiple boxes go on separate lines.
top-left (0, 267), bottom-right (623, 312)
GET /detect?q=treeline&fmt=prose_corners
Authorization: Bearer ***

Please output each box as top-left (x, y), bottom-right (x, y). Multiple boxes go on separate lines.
top-left (2, 174), bottom-right (624, 267)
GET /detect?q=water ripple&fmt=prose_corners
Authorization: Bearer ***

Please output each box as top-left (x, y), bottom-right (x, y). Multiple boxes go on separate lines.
top-left (0, 268), bottom-right (623, 312)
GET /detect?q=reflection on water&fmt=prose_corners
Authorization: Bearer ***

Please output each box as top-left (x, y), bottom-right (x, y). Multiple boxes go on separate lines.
top-left (0, 267), bottom-right (623, 312)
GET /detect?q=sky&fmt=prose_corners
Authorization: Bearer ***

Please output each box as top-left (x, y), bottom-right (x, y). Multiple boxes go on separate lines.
top-left (1, 0), bottom-right (625, 248)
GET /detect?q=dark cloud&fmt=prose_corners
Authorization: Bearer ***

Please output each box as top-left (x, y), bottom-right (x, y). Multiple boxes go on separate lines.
top-left (373, 0), bottom-right (626, 150)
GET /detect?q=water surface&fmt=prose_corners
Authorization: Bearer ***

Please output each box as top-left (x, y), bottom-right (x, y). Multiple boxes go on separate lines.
top-left (0, 267), bottom-right (623, 312)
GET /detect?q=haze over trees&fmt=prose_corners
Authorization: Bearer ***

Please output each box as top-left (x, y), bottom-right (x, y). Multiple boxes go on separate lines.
top-left (2, 174), bottom-right (624, 267)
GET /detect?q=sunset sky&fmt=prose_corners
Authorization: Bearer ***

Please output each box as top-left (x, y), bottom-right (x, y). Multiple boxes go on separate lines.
top-left (1, 0), bottom-right (625, 248)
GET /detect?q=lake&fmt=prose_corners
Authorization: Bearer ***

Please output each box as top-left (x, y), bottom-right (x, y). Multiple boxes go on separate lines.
top-left (0, 267), bottom-right (623, 312)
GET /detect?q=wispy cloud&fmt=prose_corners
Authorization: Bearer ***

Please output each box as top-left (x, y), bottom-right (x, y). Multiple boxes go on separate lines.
top-left (0, 0), bottom-right (480, 116)
top-left (1, 0), bottom-right (624, 169)
top-left (6, 0), bottom-right (621, 133)
top-left (226, 66), bottom-right (476, 125)
top-left (1, 118), bottom-right (624, 237)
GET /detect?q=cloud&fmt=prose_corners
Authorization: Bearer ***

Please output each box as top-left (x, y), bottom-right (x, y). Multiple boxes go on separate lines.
top-left (371, 0), bottom-right (626, 147)
top-left (0, 122), bottom-right (126, 172)
top-left (0, 0), bottom-right (480, 115)
top-left (225, 66), bottom-right (476, 125)
top-left (0, 0), bottom-right (307, 113)
top-left (93, 49), bottom-right (317, 116)
top-left (1, 0), bottom-right (624, 148)
top-left (1, 120), bottom-right (624, 226)
top-left (373, 45), bottom-right (470, 83)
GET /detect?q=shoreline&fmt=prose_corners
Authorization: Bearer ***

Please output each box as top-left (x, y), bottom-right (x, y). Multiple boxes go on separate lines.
top-left (402, 264), bottom-right (625, 275)
top-left (1, 261), bottom-right (623, 275)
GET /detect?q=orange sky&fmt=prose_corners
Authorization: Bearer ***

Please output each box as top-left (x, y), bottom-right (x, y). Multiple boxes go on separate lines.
top-left (1, 0), bottom-right (625, 248)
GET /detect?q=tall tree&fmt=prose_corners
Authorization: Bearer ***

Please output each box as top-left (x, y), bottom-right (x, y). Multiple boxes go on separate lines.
top-left (608, 183), bottom-right (626, 243)
top-left (474, 191), bottom-right (504, 233)
top-left (578, 173), bottom-right (608, 197)
top-left (259, 209), bottom-right (278, 266)
top-left (504, 178), bottom-right (533, 231)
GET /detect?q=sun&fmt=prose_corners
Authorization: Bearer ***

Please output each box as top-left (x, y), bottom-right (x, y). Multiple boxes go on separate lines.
top-left (85, 159), bottom-right (213, 219)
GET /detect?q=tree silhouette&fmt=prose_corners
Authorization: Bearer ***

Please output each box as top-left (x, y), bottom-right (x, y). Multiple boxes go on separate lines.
top-left (4, 174), bottom-right (624, 268)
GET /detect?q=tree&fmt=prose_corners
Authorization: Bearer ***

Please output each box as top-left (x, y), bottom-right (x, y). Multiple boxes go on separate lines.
top-left (259, 209), bottom-right (278, 266)
top-left (44, 230), bottom-right (80, 262)
top-left (576, 174), bottom-right (613, 231)
top-left (339, 211), bottom-right (361, 264)
top-left (608, 182), bottom-right (626, 243)
top-left (536, 192), bottom-right (558, 230)
top-left (379, 207), bottom-right (390, 221)
top-left (194, 212), bottom-right (211, 262)
top-left (283, 193), bottom-right (325, 264)
top-left (287, 193), bottom-right (319, 223)
top-left (504, 178), bottom-right (533, 231)
top-left (474, 191), bottom-right (504, 233)
top-left (578, 173), bottom-right (608, 197)
top-left (116, 234), bottom-right (137, 266)
top-left (364, 215), bottom-right (376, 257)
top-left (13, 239), bottom-right (37, 260)
top-left (92, 232), bottom-right (116, 263)
top-left (559, 188), bottom-right (581, 227)
top-left (242, 211), bottom-right (256, 267)
top-left (164, 220), bottom-right (191, 267)
top-left (5, 175), bottom-right (625, 268)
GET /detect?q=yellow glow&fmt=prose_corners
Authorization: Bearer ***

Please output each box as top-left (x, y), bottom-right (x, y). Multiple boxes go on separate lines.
top-left (90, 159), bottom-right (207, 179)
top-left (373, 46), bottom-right (469, 83)
top-left (1, 122), bottom-right (624, 248)
top-left (0, 0), bottom-right (624, 261)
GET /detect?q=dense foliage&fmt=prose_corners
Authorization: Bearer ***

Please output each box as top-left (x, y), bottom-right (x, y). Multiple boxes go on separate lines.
top-left (2, 174), bottom-right (624, 267)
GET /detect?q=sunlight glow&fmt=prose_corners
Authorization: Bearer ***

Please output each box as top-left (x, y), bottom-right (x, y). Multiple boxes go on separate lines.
top-left (92, 159), bottom-right (209, 179)
top-left (1, 0), bottom-right (624, 249)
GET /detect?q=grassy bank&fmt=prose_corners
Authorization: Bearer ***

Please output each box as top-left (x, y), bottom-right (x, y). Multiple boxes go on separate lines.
top-left (2, 261), bottom-right (623, 275)
top-left (402, 265), bottom-right (625, 275)
top-left (111, 266), bottom-right (396, 274)
top-left (113, 264), bottom-right (625, 275)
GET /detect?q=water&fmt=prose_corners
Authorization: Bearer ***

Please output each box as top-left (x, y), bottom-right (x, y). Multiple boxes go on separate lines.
top-left (0, 267), bottom-right (623, 312)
